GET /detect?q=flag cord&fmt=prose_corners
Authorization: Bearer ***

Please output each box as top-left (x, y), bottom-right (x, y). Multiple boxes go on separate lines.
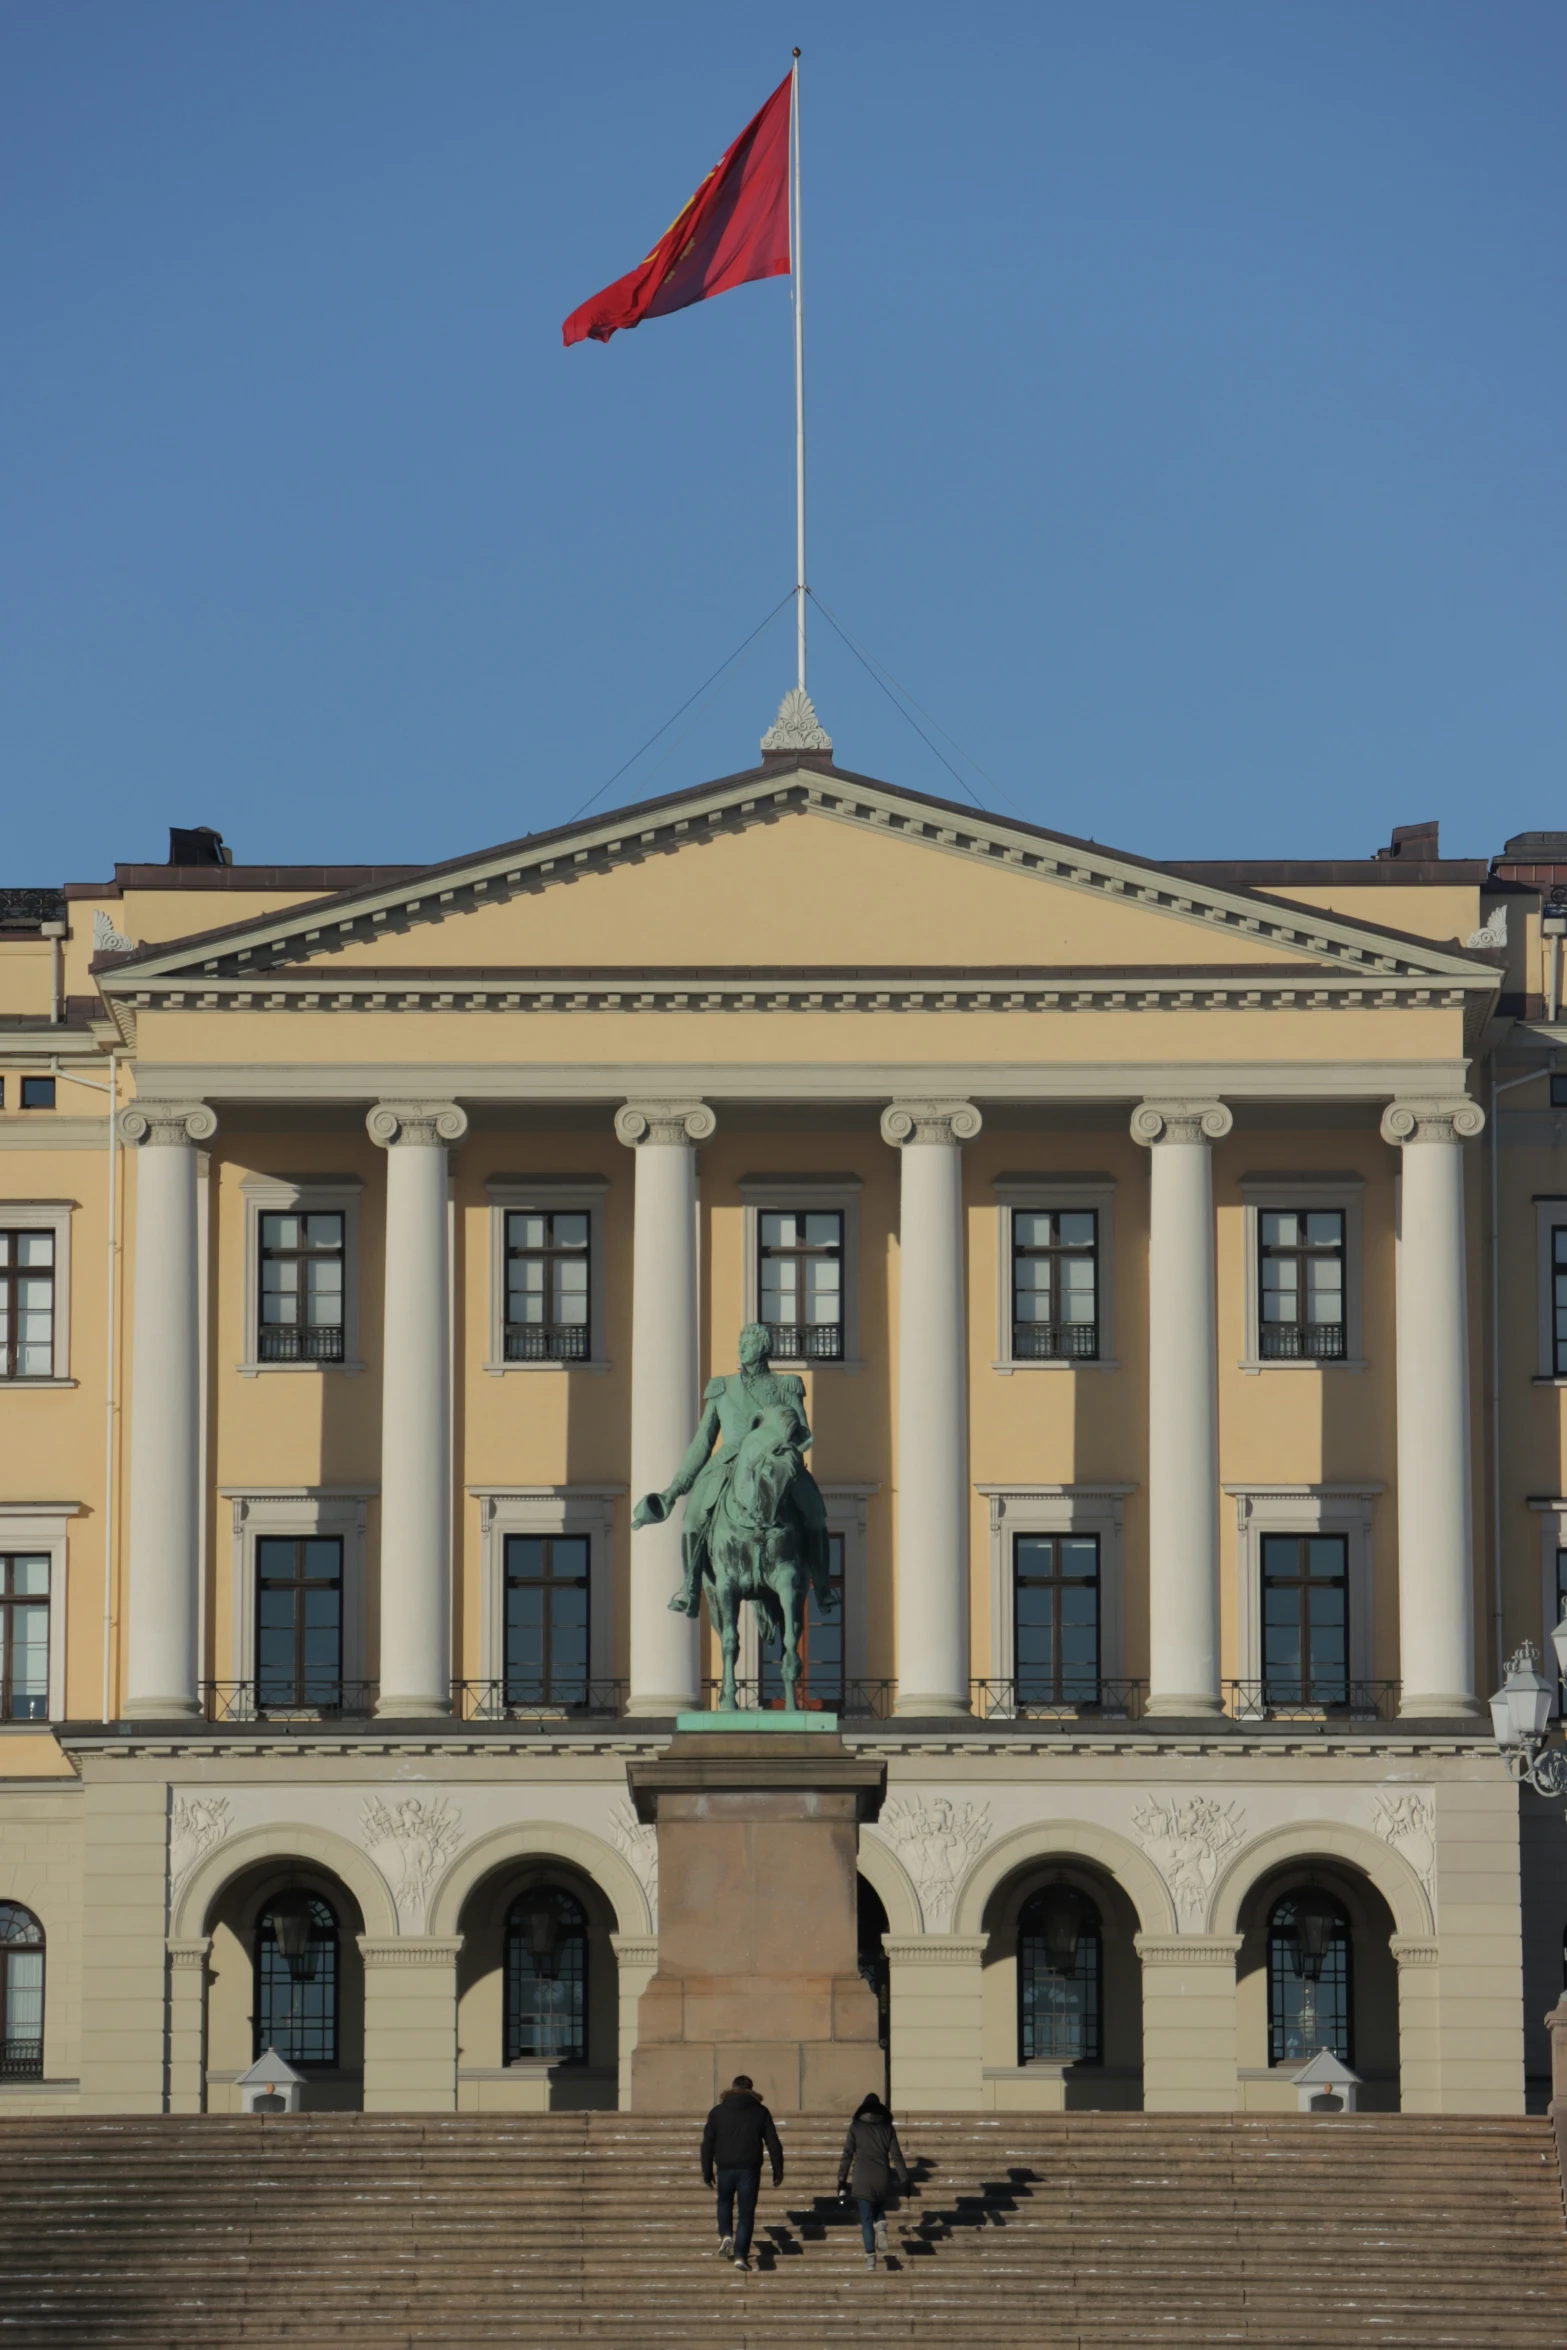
top-left (792, 48), bottom-right (806, 696)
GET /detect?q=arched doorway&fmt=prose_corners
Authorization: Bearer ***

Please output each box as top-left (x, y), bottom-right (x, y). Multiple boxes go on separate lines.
top-left (1235, 1861), bottom-right (1398, 2110)
top-left (456, 1861), bottom-right (618, 2109)
top-left (205, 1862), bottom-right (366, 2111)
top-left (857, 1876), bottom-right (890, 2091)
top-left (981, 1861), bottom-right (1143, 2110)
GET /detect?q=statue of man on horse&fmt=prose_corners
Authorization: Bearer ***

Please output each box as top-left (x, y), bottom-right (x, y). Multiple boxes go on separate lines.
top-left (631, 1323), bottom-right (838, 1712)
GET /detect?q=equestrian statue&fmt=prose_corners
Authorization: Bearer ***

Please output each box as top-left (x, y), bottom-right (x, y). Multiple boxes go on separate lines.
top-left (631, 1322), bottom-right (838, 1712)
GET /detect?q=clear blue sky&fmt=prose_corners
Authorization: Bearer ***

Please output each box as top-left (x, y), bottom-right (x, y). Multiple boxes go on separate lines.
top-left (4, 1), bottom-right (1562, 880)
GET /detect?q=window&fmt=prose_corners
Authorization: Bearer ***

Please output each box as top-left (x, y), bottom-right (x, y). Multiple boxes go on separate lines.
top-left (0, 1556), bottom-right (49, 1721)
top-left (760, 1532), bottom-right (845, 1708)
top-left (1014, 1534), bottom-right (1100, 1706)
top-left (1259, 1211), bottom-right (1345, 1360)
top-left (505, 1886), bottom-right (587, 2064)
top-left (18, 1079), bottom-right (54, 1112)
top-left (254, 1894), bottom-right (338, 2066)
top-left (1018, 1887), bottom-right (1102, 2064)
top-left (759, 1210), bottom-right (843, 1362)
top-left (1267, 1892), bottom-right (1351, 2066)
top-left (0, 1904), bottom-right (44, 2079)
top-left (1261, 1534), bottom-right (1349, 1708)
top-left (259, 1212), bottom-right (344, 1364)
top-left (0, 1231), bottom-right (54, 1379)
top-left (1554, 1228), bottom-right (1567, 1379)
top-left (0, 1082), bottom-right (5, 1108)
top-left (255, 1536), bottom-right (343, 1711)
top-left (503, 1535), bottom-right (589, 1707)
top-left (1552, 1076), bottom-right (1567, 1110)
top-left (1013, 1211), bottom-right (1097, 1360)
top-left (505, 1212), bottom-right (590, 1362)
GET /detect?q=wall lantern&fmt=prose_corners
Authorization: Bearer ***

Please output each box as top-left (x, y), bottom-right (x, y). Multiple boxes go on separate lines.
top-left (1489, 1632), bottom-right (1567, 1799)
top-left (1038, 1886), bottom-right (1087, 1974)
top-left (268, 1891), bottom-right (321, 1982)
top-left (1288, 1888), bottom-right (1340, 1987)
top-left (518, 1887), bottom-right (568, 1979)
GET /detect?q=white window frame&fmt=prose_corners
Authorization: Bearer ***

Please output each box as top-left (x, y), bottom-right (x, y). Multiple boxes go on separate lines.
top-left (1533, 1200), bottom-right (1567, 1385)
top-left (219, 1486), bottom-right (374, 1691)
top-left (1529, 1498), bottom-right (1567, 1711)
top-left (0, 1202), bottom-right (74, 1387)
top-left (977, 1484), bottom-right (1134, 1700)
top-left (991, 1176), bottom-right (1117, 1373)
top-left (1225, 1483), bottom-right (1381, 1696)
top-left (0, 1503), bottom-right (78, 1723)
top-left (485, 1177), bottom-right (608, 1374)
top-left (739, 1176), bottom-right (863, 1372)
top-left (238, 1175), bottom-right (363, 1376)
top-left (1238, 1174), bottom-right (1365, 1374)
top-left (735, 1481), bottom-right (878, 1693)
top-left (469, 1486), bottom-right (623, 1687)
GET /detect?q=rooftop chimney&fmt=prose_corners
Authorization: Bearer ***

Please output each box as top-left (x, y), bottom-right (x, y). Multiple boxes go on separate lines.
top-left (168, 826), bottom-right (232, 868)
top-left (1373, 820), bottom-right (1439, 862)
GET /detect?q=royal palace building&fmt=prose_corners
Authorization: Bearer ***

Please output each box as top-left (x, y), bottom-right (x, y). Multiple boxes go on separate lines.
top-left (2, 699), bottom-right (1566, 2124)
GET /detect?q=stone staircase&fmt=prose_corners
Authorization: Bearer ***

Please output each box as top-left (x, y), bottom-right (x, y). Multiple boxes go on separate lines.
top-left (0, 2111), bottom-right (1562, 2349)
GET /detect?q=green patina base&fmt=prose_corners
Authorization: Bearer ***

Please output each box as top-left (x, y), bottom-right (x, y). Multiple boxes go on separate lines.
top-left (674, 1710), bottom-right (839, 1734)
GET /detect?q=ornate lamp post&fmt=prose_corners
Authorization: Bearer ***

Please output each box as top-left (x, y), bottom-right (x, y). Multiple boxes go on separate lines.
top-left (1489, 1619), bottom-right (1567, 1798)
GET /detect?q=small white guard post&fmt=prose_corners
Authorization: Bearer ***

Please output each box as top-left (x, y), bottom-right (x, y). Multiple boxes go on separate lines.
top-left (1293, 2048), bottom-right (1361, 2114)
top-left (237, 2047), bottom-right (305, 2114)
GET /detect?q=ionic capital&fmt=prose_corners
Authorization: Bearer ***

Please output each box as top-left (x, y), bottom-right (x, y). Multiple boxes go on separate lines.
top-left (614, 1101), bottom-right (717, 1148)
top-left (116, 1100), bottom-right (218, 1149)
top-left (365, 1101), bottom-right (469, 1149)
top-left (1130, 1099), bottom-right (1233, 1148)
top-left (880, 1100), bottom-right (983, 1149)
top-left (1380, 1098), bottom-right (1485, 1148)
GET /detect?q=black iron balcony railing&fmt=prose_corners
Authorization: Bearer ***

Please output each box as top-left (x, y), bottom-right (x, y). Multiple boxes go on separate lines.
top-left (1224, 1678), bottom-right (1400, 1722)
top-left (1012, 1321), bottom-right (1098, 1362)
top-left (971, 1677), bottom-right (1145, 1720)
top-left (1259, 1322), bottom-right (1345, 1361)
top-left (503, 1323), bottom-right (590, 1363)
top-left (452, 1678), bottom-right (626, 1722)
top-left (202, 1680), bottom-right (377, 1722)
top-left (699, 1677), bottom-right (895, 1719)
top-left (764, 1322), bottom-right (843, 1363)
top-left (0, 2045), bottom-right (43, 2080)
top-left (258, 1325), bottom-right (345, 1364)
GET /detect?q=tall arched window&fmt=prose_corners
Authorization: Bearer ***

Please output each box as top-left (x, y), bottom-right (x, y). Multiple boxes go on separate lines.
top-left (1018, 1885), bottom-right (1102, 2065)
top-left (1267, 1889), bottom-right (1352, 2066)
top-left (505, 1886), bottom-right (587, 2065)
top-left (0, 1902), bottom-right (44, 2079)
top-left (254, 1892), bottom-right (339, 2067)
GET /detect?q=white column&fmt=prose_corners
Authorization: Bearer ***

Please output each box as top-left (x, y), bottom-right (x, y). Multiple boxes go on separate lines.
top-left (118, 1099), bottom-right (216, 1719)
top-left (1131, 1099), bottom-right (1232, 1718)
top-left (881, 1100), bottom-right (982, 1717)
top-left (616, 1100), bottom-right (715, 1717)
top-left (367, 1101), bottom-right (468, 1719)
top-left (1382, 1098), bottom-right (1484, 1720)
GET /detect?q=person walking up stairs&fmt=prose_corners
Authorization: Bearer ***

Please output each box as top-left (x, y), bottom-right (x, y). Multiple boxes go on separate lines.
top-left (699, 2074), bottom-right (784, 2273)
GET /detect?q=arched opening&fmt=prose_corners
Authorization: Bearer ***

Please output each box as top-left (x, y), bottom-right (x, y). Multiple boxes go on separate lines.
top-left (456, 1860), bottom-right (618, 2110)
top-left (0, 1902), bottom-right (44, 2079)
top-left (505, 1886), bottom-right (587, 2065)
top-left (857, 1876), bottom-right (890, 2074)
top-left (981, 1861), bottom-right (1142, 2110)
top-left (205, 1862), bottom-right (366, 2111)
top-left (1235, 1861), bottom-right (1398, 2111)
top-left (254, 1891), bottom-right (340, 2068)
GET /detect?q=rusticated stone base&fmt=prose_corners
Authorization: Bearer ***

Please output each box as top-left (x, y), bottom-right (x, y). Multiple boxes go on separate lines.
top-left (626, 1731), bottom-right (887, 2114)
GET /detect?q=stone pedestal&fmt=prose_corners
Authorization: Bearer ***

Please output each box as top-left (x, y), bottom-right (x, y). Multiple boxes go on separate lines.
top-left (627, 1730), bottom-right (886, 2113)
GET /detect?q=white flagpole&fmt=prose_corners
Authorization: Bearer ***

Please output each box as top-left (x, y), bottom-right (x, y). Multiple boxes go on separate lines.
top-left (791, 48), bottom-right (806, 694)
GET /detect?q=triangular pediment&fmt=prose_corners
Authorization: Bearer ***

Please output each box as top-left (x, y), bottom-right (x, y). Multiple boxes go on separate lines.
top-left (93, 759), bottom-right (1497, 1003)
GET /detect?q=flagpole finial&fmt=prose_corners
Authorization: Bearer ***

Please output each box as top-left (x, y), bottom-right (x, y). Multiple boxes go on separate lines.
top-left (762, 688), bottom-right (832, 756)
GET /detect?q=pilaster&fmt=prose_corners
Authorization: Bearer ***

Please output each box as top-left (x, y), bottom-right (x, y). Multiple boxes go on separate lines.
top-left (883, 1934), bottom-right (987, 2111)
top-left (358, 1935), bottom-right (464, 2112)
top-left (1135, 1932), bottom-right (1241, 2111)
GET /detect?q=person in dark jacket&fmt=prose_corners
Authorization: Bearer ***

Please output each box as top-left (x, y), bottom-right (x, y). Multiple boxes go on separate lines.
top-left (837, 2091), bottom-right (910, 2271)
top-left (700, 2075), bottom-right (784, 2272)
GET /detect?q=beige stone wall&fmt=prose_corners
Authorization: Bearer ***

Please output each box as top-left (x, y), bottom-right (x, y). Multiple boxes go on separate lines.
top-left (0, 1780), bottom-right (82, 2109)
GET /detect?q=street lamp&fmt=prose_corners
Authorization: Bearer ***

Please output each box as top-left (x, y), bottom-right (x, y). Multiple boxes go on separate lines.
top-left (1490, 1625), bottom-right (1567, 1798)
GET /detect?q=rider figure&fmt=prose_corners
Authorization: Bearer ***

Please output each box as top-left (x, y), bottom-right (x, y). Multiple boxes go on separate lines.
top-left (632, 1321), bottom-right (832, 1616)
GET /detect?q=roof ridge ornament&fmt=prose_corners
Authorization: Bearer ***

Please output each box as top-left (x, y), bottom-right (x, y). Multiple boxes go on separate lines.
top-left (761, 687), bottom-right (832, 755)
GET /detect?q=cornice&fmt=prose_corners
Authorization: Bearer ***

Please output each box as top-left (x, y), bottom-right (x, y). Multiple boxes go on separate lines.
top-left (92, 766), bottom-right (1500, 996)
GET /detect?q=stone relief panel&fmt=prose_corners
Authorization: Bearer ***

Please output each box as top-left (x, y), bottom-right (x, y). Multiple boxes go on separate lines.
top-left (609, 1801), bottom-right (659, 1928)
top-left (169, 1795), bottom-right (232, 1904)
top-left (1369, 1792), bottom-right (1437, 1911)
top-left (1133, 1796), bottom-right (1246, 1931)
top-left (873, 1797), bottom-right (991, 1932)
top-left (360, 1797), bottom-right (463, 1933)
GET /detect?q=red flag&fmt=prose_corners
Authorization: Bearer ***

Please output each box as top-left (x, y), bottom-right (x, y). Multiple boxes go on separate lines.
top-left (563, 74), bottom-right (792, 347)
